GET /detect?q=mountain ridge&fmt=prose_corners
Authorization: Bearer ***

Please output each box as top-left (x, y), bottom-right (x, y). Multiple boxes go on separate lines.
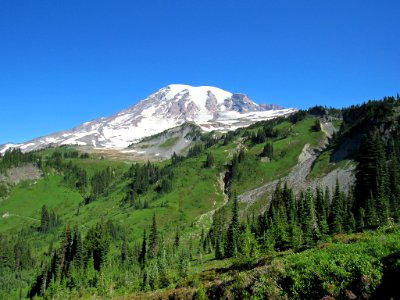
top-left (0, 84), bottom-right (295, 154)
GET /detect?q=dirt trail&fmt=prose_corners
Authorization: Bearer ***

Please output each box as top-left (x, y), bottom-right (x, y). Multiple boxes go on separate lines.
top-left (195, 171), bottom-right (229, 227)
top-left (2, 212), bottom-right (40, 222)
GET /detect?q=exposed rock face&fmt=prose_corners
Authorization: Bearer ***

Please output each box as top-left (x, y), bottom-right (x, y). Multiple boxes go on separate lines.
top-left (0, 163), bottom-right (42, 185)
top-left (0, 84), bottom-right (296, 154)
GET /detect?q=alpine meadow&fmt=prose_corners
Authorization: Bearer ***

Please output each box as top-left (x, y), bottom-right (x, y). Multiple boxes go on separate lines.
top-left (1, 1), bottom-right (400, 299)
top-left (1, 92), bottom-right (400, 299)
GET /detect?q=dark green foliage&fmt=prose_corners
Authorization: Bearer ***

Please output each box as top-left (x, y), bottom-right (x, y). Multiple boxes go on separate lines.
top-left (71, 226), bottom-right (83, 269)
top-left (149, 214), bottom-right (159, 258)
top-left (250, 124), bottom-right (278, 144)
top-left (188, 143), bottom-right (204, 157)
top-left (40, 205), bottom-right (60, 233)
top-left (174, 228), bottom-right (180, 248)
top-left (204, 152), bottom-right (215, 168)
top-left (63, 161), bottom-right (88, 193)
top-left (289, 110), bottom-right (307, 124)
top-left (312, 119), bottom-right (321, 132)
top-left (224, 195), bottom-right (240, 257)
top-left (139, 229), bottom-right (147, 265)
top-left (0, 183), bottom-right (8, 198)
top-left (171, 152), bottom-right (184, 166)
top-left (354, 131), bottom-right (392, 228)
top-left (84, 221), bottom-right (110, 271)
top-left (90, 166), bottom-right (115, 198)
top-left (123, 161), bottom-right (173, 207)
top-left (0, 148), bottom-right (38, 172)
top-left (260, 142), bottom-right (274, 159)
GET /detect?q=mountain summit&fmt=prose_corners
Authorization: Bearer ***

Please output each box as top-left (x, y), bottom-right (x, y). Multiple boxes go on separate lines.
top-left (0, 84), bottom-right (295, 153)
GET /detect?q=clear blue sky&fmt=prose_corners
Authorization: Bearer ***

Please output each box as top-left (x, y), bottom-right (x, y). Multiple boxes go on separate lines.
top-left (1, 0), bottom-right (399, 144)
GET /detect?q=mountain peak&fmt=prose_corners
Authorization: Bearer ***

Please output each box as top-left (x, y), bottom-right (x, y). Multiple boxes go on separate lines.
top-left (0, 85), bottom-right (296, 154)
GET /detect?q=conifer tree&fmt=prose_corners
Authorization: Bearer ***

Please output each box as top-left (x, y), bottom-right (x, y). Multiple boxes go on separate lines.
top-left (301, 189), bottom-right (320, 247)
top-left (139, 229), bottom-right (147, 266)
top-left (225, 194), bottom-right (239, 257)
top-left (149, 214), bottom-right (159, 258)
top-left (237, 224), bottom-right (259, 258)
top-left (329, 180), bottom-right (344, 234)
top-left (174, 228), bottom-right (180, 248)
top-left (72, 226), bottom-right (83, 269)
top-left (315, 186), bottom-right (329, 235)
top-left (40, 205), bottom-right (50, 233)
top-left (121, 238), bottom-right (129, 262)
top-left (215, 239), bottom-right (223, 259)
top-left (205, 153), bottom-right (215, 168)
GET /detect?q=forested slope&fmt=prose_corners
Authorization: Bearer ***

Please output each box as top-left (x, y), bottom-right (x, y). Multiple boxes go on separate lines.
top-left (0, 95), bottom-right (399, 299)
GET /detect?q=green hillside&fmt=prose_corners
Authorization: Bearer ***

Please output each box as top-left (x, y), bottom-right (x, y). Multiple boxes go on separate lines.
top-left (0, 96), bottom-right (400, 299)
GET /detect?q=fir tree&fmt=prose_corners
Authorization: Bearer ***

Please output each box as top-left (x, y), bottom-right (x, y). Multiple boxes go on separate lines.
top-left (139, 229), bottom-right (147, 266)
top-left (225, 194), bottom-right (239, 257)
top-left (149, 214), bottom-right (159, 258)
top-left (40, 205), bottom-right (50, 233)
top-left (329, 180), bottom-right (344, 234)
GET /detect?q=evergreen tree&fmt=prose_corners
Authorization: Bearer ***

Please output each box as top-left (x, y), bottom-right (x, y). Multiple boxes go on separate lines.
top-left (149, 214), bottom-right (159, 258)
top-left (329, 180), bottom-right (344, 234)
top-left (214, 239), bottom-right (223, 260)
top-left (354, 131), bottom-right (389, 228)
top-left (71, 226), bottom-right (83, 269)
top-left (40, 205), bottom-right (50, 233)
top-left (301, 189), bottom-right (320, 247)
top-left (84, 221), bottom-right (110, 271)
top-left (121, 238), bottom-right (129, 262)
top-left (225, 195), bottom-right (239, 257)
top-left (237, 224), bottom-right (259, 258)
top-left (174, 228), bottom-right (180, 248)
top-left (315, 186), bottom-right (329, 235)
top-left (260, 142), bottom-right (274, 159)
top-left (139, 229), bottom-right (147, 266)
top-left (204, 153), bottom-right (215, 168)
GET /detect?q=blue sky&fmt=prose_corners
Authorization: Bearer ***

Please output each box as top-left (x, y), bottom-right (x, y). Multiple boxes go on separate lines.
top-left (0, 0), bottom-right (399, 144)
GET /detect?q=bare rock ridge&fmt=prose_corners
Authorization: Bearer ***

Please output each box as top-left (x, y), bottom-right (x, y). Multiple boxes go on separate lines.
top-left (0, 84), bottom-right (296, 154)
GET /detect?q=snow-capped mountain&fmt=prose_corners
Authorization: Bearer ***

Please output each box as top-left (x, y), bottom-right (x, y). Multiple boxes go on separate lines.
top-left (0, 84), bottom-right (296, 153)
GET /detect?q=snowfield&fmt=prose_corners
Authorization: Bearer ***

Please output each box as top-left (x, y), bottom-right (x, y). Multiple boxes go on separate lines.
top-left (0, 84), bottom-right (296, 154)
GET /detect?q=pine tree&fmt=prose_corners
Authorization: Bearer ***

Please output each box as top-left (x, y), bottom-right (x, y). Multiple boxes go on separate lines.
top-left (139, 228), bottom-right (147, 266)
top-left (149, 214), bottom-right (158, 258)
top-left (40, 205), bottom-right (50, 233)
top-left (215, 239), bottom-right (223, 260)
top-left (224, 194), bottom-right (239, 257)
top-left (84, 221), bottom-right (110, 271)
top-left (301, 189), bottom-right (320, 247)
top-left (237, 224), bottom-right (259, 258)
top-left (72, 226), bottom-right (83, 269)
top-left (315, 186), bottom-right (329, 235)
top-left (354, 131), bottom-right (389, 228)
top-left (261, 142), bottom-right (274, 159)
top-left (329, 180), bottom-right (344, 234)
top-left (205, 153), bottom-right (215, 168)
top-left (174, 228), bottom-right (180, 248)
top-left (121, 238), bottom-right (129, 262)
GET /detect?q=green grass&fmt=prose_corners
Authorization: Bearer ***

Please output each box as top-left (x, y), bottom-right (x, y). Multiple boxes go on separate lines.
top-left (0, 175), bottom-right (83, 233)
top-left (308, 149), bottom-right (352, 179)
top-left (230, 117), bottom-right (325, 194)
top-left (159, 136), bottom-right (180, 149)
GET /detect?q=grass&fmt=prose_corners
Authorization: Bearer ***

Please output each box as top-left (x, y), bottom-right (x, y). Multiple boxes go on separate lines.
top-left (308, 148), bottom-right (352, 180)
top-left (130, 226), bottom-right (400, 299)
top-left (0, 175), bottom-right (83, 233)
top-left (159, 136), bottom-right (180, 149)
top-left (230, 117), bottom-right (325, 194)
